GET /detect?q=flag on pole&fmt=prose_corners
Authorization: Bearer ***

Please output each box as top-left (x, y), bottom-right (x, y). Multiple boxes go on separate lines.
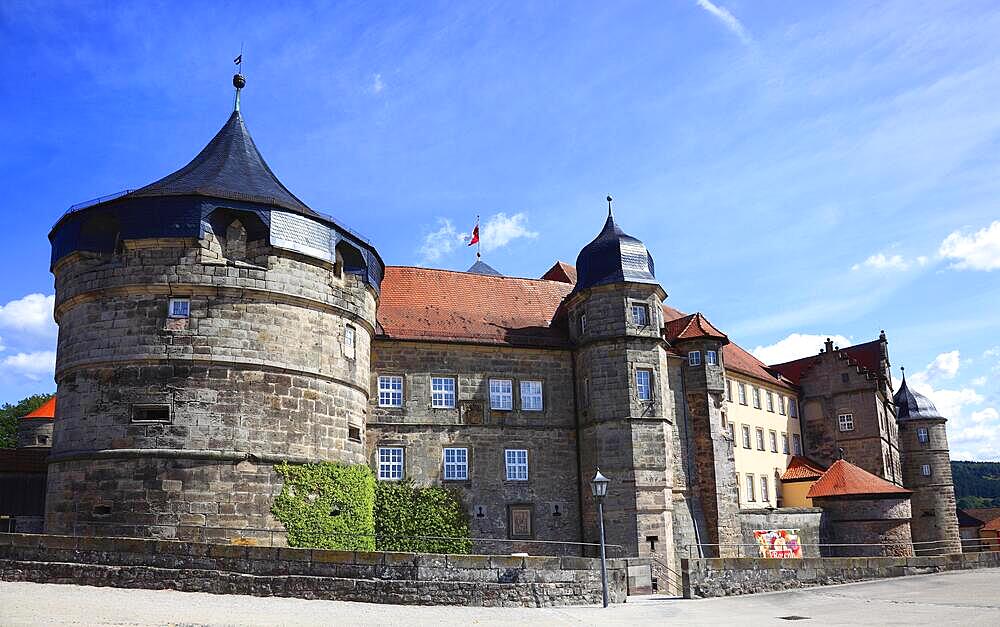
top-left (468, 221), bottom-right (480, 246)
top-left (234, 54), bottom-right (243, 65)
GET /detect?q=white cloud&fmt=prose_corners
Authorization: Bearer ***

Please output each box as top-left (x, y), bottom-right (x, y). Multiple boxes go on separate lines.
top-left (370, 73), bottom-right (384, 94)
top-left (1, 351), bottom-right (56, 382)
top-left (939, 220), bottom-right (1000, 271)
top-left (0, 293), bottom-right (57, 337)
top-left (971, 408), bottom-right (999, 423)
top-left (750, 333), bottom-right (852, 365)
top-left (695, 0), bottom-right (752, 45)
top-left (916, 255), bottom-right (929, 266)
top-left (417, 218), bottom-right (465, 265)
top-left (972, 376), bottom-right (988, 386)
top-left (924, 350), bottom-right (961, 380)
top-left (851, 253), bottom-right (910, 272)
top-left (480, 212), bottom-right (538, 253)
top-left (984, 346), bottom-right (1000, 359)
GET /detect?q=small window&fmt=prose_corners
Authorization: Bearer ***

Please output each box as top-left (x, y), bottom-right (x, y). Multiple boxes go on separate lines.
top-left (789, 399), bottom-right (799, 417)
top-left (505, 449), bottom-right (528, 481)
top-left (756, 428), bottom-right (765, 450)
top-left (727, 422), bottom-right (735, 441)
top-left (760, 475), bottom-right (770, 503)
top-left (431, 377), bottom-right (456, 408)
top-left (778, 396), bottom-right (786, 416)
top-left (636, 369), bottom-right (652, 401)
top-left (766, 391), bottom-right (774, 412)
top-left (688, 351), bottom-right (701, 367)
top-left (769, 430), bottom-right (778, 453)
top-left (132, 404), bottom-right (170, 423)
top-left (841, 372), bottom-right (850, 384)
top-left (343, 325), bottom-right (356, 359)
top-left (920, 464), bottom-right (932, 477)
top-left (579, 313), bottom-right (587, 336)
top-left (631, 303), bottom-right (649, 326)
top-left (725, 379), bottom-right (733, 402)
top-left (168, 298), bottom-right (190, 318)
top-left (742, 425), bottom-right (752, 449)
top-left (490, 379), bottom-right (513, 410)
top-left (378, 447), bottom-right (404, 480)
top-left (735, 473), bottom-right (741, 502)
top-left (520, 380), bottom-right (543, 411)
top-left (792, 433), bottom-right (802, 455)
top-left (781, 432), bottom-right (789, 454)
top-left (838, 413), bottom-right (854, 432)
top-left (738, 382), bottom-right (747, 405)
top-left (37, 435), bottom-right (49, 445)
top-left (752, 387), bottom-right (761, 409)
top-left (706, 350), bottom-right (718, 366)
top-left (348, 426), bottom-right (362, 443)
top-left (378, 375), bottom-right (403, 407)
top-left (444, 447), bottom-right (469, 480)
top-left (745, 474), bottom-right (756, 502)
top-left (917, 427), bottom-right (929, 444)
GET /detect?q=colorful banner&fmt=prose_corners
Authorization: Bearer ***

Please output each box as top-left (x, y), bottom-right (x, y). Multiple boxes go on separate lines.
top-left (753, 529), bottom-right (802, 558)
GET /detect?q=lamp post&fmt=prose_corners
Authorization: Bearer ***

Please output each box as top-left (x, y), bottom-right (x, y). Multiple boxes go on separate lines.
top-left (590, 468), bottom-right (610, 608)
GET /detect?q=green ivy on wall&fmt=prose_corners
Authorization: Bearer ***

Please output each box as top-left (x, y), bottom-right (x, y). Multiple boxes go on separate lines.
top-left (374, 480), bottom-right (472, 554)
top-left (271, 461), bottom-right (376, 551)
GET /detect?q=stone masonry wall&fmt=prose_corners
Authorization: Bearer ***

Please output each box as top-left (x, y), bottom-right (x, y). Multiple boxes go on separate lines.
top-left (16, 419), bottom-right (53, 449)
top-left (815, 496), bottom-right (913, 557)
top-left (898, 419), bottom-right (961, 554)
top-left (737, 508), bottom-right (823, 558)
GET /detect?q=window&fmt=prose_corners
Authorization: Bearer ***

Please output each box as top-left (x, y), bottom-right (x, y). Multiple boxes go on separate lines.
top-left (489, 379), bottom-right (513, 410)
top-left (444, 447), bottom-right (469, 480)
top-left (766, 391), bottom-right (774, 412)
top-left (760, 475), bottom-right (770, 503)
top-left (520, 380), bottom-right (543, 411)
top-left (431, 377), bottom-right (456, 408)
top-left (838, 413), bottom-right (854, 432)
top-left (706, 350), bottom-right (718, 366)
top-left (781, 432), bottom-right (789, 454)
top-left (752, 387), bottom-right (761, 409)
top-left (778, 396), bottom-right (786, 416)
top-left (917, 427), bottom-right (929, 444)
top-left (738, 382), bottom-right (747, 405)
top-left (505, 449), bottom-right (528, 481)
top-left (727, 421), bottom-right (735, 441)
top-left (348, 426), bottom-right (361, 442)
top-left (742, 425), bottom-right (752, 449)
top-left (168, 298), bottom-right (190, 318)
top-left (789, 399), bottom-right (798, 418)
top-left (726, 379), bottom-right (733, 402)
top-left (756, 428), bottom-right (765, 451)
top-left (132, 404), bottom-right (170, 423)
top-left (378, 375), bottom-right (403, 407)
top-left (841, 372), bottom-right (850, 384)
top-left (579, 313), bottom-right (587, 335)
top-left (745, 474), bottom-right (756, 502)
top-left (636, 369), bottom-right (652, 401)
top-left (769, 430), bottom-right (778, 453)
top-left (378, 447), bottom-right (404, 480)
top-left (735, 473), bottom-right (741, 502)
top-left (631, 303), bottom-right (648, 325)
top-left (792, 433), bottom-right (802, 455)
top-left (688, 351), bottom-right (701, 366)
top-left (920, 464), bottom-right (932, 477)
top-left (343, 325), bottom-right (356, 359)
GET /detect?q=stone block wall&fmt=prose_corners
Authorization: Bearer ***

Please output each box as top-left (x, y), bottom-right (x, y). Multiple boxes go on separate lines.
top-left (815, 496), bottom-right (913, 557)
top-left (898, 419), bottom-right (961, 554)
top-left (16, 419), bottom-right (53, 449)
top-left (737, 508), bottom-right (823, 558)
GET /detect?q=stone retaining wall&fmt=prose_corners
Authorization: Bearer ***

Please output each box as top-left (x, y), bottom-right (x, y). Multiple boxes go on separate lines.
top-left (0, 533), bottom-right (633, 607)
top-left (682, 551), bottom-right (1000, 598)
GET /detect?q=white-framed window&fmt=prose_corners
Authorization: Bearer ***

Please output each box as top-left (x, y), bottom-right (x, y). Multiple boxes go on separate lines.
top-left (343, 324), bottom-right (356, 359)
top-left (738, 382), bottom-right (747, 405)
top-left (781, 432), bottom-right (789, 454)
top-left (431, 377), bottom-right (456, 408)
top-left (725, 379), bottom-right (733, 402)
top-left (742, 425), bottom-right (752, 449)
top-left (756, 428), bottom-right (765, 450)
top-left (838, 413), bottom-right (854, 432)
top-left (505, 449), bottom-right (528, 481)
top-left (579, 313), bottom-right (587, 335)
top-left (688, 351), bottom-right (701, 366)
top-left (792, 433), bottom-right (802, 455)
top-left (769, 430), bottom-right (778, 453)
top-left (789, 398), bottom-right (798, 418)
top-left (745, 474), bottom-right (756, 502)
top-left (378, 447), bottom-right (404, 481)
top-left (766, 391), bottom-right (774, 412)
top-left (727, 422), bottom-right (735, 440)
top-left (168, 298), bottom-right (190, 318)
top-left (631, 303), bottom-right (649, 326)
top-left (443, 447), bottom-right (468, 480)
top-left (706, 350), bottom-right (718, 365)
top-left (378, 375), bottom-right (403, 407)
top-left (760, 475), bottom-right (770, 503)
top-left (490, 379), bottom-right (513, 410)
top-left (636, 369), bottom-right (652, 401)
top-left (917, 427), bottom-right (929, 444)
top-left (752, 387), bottom-right (761, 409)
top-left (520, 380), bottom-right (543, 411)
top-left (920, 464), bottom-right (932, 476)
top-left (778, 395), bottom-right (786, 416)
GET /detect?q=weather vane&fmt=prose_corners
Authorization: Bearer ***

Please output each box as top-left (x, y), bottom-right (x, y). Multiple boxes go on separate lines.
top-left (233, 46), bottom-right (245, 112)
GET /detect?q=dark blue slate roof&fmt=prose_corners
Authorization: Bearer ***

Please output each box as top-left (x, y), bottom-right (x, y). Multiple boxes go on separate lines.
top-left (467, 259), bottom-right (502, 276)
top-left (573, 211), bottom-right (656, 292)
top-left (893, 377), bottom-right (946, 422)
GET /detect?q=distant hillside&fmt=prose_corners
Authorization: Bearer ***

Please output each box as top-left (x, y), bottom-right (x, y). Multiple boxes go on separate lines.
top-left (952, 461), bottom-right (1000, 509)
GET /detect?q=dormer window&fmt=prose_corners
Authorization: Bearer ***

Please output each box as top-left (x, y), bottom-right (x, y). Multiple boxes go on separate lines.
top-left (168, 298), bottom-right (190, 318)
top-left (688, 351), bottom-right (701, 366)
top-left (631, 303), bottom-right (649, 326)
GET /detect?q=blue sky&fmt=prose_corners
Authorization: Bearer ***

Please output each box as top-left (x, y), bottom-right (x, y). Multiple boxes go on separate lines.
top-left (1, 1), bottom-right (998, 459)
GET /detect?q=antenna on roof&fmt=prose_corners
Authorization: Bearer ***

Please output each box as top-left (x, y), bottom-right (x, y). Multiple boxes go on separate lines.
top-left (606, 195), bottom-right (613, 218)
top-left (233, 46), bottom-right (246, 112)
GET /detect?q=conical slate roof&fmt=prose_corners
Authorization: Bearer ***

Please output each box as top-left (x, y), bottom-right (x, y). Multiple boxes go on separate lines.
top-left (467, 259), bottom-right (502, 276)
top-left (128, 110), bottom-right (317, 217)
top-left (573, 211), bottom-right (656, 292)
top-left (893, 376), bottom-right (946, 422)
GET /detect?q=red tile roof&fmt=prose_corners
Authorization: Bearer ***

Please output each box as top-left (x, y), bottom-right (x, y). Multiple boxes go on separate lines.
top-left (781, 456), bottom-right (827, 482)
top-left (770, 339), bottom-right (885, 385)
top-left (806, 459), bottom-right (912, 499)
top-left (377, 266), bottom-right (574, 348)
top-left (663, 313), bottom-right (728, 343)
top-left (982, 517), bottom-right (1000, 532)
top-left (540, 261), bottom-right (577, 284)
top-left (22, 397), bottom-right (56, 420)
top-left (964, 508), bottom-right (1000, 526)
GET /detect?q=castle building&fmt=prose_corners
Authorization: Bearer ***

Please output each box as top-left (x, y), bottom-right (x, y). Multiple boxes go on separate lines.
top-left (37, 75), bottom-right (962, 567)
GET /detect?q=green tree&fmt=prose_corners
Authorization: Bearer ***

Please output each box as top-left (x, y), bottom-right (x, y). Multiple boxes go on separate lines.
top-left (0, 393), bottom-right (54, 448)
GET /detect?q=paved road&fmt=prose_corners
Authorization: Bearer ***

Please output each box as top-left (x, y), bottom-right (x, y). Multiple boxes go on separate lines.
top-left (2, 568), bottom-right (999, 626)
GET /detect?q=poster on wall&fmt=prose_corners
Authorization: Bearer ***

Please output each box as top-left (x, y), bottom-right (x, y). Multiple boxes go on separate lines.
top-left (753, 529), bottom-right (802, 558)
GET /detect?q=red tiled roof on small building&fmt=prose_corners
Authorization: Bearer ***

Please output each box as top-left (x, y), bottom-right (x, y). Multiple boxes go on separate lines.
top-left (376, 266), bottom-right (573, 348)
top-left (964, 508), bottom-right (1000, 526)
top-left (770, 339), bottom-right (885, 385)
top-left (806, 459), bottom-right (912, 499)
top-left (982, 517), bottom-right (1000, 532)
top-left (781, 456), bottom-right (827, 482)
top-left (540, 261), bottom-right (577, 285)
top-left (663, 312), bottom-right (728, 343)
top-left (22, 397), bottom-right (56, 420)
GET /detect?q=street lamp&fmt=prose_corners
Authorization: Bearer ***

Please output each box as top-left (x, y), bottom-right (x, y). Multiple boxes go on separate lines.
top-left (590, 468), bottom-right (610, 608)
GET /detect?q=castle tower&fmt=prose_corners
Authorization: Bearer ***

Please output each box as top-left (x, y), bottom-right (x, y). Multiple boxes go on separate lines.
top-left (44, 74), bottom-right (383, 540)
top-left (894, 373), bottom-right (962, 555)
top-left (16, 397), bottom-right (56, 448)
top-left (564, 201), bottom-right (675, 566)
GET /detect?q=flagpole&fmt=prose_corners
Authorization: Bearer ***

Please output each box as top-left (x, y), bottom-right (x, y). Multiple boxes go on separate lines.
top-left (476, 215), bottom-right (481, 260)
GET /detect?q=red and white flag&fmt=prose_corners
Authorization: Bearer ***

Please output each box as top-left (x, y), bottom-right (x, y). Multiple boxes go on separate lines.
top-left (468, 221), bottom-right (480, 246)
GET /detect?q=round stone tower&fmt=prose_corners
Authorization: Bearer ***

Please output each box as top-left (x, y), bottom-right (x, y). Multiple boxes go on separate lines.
top-left (894, 372), bottom-right (962, 555)
top-left (44, 75), bottom-right (383, 541)
top-left (16, 397), bottom-right (56, 448)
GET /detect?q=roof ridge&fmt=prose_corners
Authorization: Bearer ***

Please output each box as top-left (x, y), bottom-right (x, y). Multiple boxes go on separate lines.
top-left (387, 265), bottom-right (573, 285)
